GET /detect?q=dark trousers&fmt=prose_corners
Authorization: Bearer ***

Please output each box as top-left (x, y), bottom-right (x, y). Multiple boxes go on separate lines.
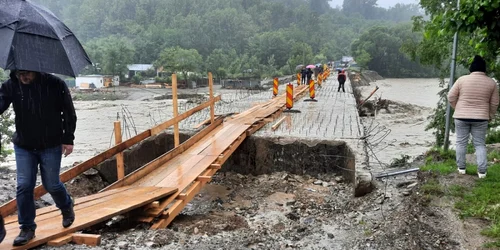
top-left (15, 145), bottom-right (72, 230)
top-left (301, 75), bottom-right (306, 84)
top-left (338, 80), bottom-right (345, 92)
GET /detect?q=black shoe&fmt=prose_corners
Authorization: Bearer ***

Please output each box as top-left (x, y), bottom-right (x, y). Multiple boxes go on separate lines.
top-left (61, 197), bottom-right (75, 228)
top-left (13, 228), bottom-right (35, 246)
top-left (0, 215), bottom-right (5, 244)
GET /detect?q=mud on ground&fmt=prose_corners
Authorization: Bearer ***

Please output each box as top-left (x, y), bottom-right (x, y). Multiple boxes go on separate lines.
top-left (10, 169), bottom-right (467, 250)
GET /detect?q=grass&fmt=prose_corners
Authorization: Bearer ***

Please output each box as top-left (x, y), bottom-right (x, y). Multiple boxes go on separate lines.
top-left (421, 179), bottom-right (444, 195)
top-left (421, 147), bottom-right (500, 246)
top-left (454, 164), bottom-right (500, 242)
top-left (488, 150), bottom-right (500, 162)
top-left (486, 129), bottom-right (500, 144)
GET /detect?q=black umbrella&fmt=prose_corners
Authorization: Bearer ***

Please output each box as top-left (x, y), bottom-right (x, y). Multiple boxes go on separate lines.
top-left (0, 0), bottom-right (91, 77)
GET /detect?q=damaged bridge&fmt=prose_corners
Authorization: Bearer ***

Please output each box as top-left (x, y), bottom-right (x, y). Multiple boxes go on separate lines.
top-left (0, 70), bottom-right (371, 249)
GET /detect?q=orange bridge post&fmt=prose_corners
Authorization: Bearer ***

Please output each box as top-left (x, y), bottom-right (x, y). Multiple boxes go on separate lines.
top-left (273, 77), bottom-right (279, 97)
top-left (304, 79), bottom-right (318, 102)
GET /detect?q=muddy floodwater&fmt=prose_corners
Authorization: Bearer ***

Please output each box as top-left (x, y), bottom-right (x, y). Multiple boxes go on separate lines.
top-left (359, 78), bottom-right (447, 167)
top-left (0, 79), bottom-right (447, 170)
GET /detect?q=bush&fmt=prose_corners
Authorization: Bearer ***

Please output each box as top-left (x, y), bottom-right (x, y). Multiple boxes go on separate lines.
top-left (132, 75), bottom-right (142, 84)
top-left (486, 130), bottom-right (500, 144)
top-left (0, 109), bottom-right (14, 162)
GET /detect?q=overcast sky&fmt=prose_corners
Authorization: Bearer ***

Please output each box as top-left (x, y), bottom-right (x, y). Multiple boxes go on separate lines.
top-left (329, 0), bottom-right (419, 9)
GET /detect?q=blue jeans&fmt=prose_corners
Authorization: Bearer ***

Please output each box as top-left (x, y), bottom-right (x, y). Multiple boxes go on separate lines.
top-left (15, 145), bottom-right (72, 230)
top-left (454, 119), bottom-right (488, 173)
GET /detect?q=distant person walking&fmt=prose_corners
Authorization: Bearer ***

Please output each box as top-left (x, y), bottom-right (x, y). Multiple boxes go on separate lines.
top-left (301, 68), bottom-right (307, 85)
top-left (306, 68), bottom-right (314, 84)
top-left (448, 55), bottom-right (499, 178)
top-left (337, 69), bottom-right (347, 92)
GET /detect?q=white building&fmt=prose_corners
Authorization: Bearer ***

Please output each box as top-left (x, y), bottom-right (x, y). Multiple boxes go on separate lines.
top-left (76, 75), bottom-right (119, 89)
top-left (127, 64), bottom-right (155, 78)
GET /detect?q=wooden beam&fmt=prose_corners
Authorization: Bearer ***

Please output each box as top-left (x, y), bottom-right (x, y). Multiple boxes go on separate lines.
top-left (0, 129), bottom-right (151, 216)
top-left (72, 233), bottom-right (102, 246)
top-left (151, 181), bottom-right (204, 229)
top-left (197, 176), bottom-right (212, 182)
top-left (193, 116), bottom-right (220, 129)
top-left (47, 235), bottom-right (73, 247)
top-left (136, 216), bottom-right (154, 223)
top-left (114, 121), bottom-right (125, 180)
top-left (172, 74), bottom-right (180, 147)
top-left (209, 164), bottom-right (222, 170)
top-left (1, 93), bottom-right (223, 217)
top-left (144, 201), bottom-right (160, 209)
top-left (102, 117), bottom-right (224, 191)
top-left (150, 95), bottom-right (222, 136)
top-left (209, 72), bottom-right (215, 124)
top-left (271, 116), bottom-right (287, 131)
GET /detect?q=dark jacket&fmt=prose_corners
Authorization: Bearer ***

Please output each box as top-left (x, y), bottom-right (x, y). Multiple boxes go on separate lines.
top-left (0, 71), bottom-right (77, 150)
top-left (338, 71), bottom-right (347, 83)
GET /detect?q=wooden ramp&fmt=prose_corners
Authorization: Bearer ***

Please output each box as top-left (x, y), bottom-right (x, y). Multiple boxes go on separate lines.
top-left (0, 186), bottom-right (177, 250)
top-left (0, 70), bottom-right (318, 248)
top-left (103, 84), bottom-right (310, 228)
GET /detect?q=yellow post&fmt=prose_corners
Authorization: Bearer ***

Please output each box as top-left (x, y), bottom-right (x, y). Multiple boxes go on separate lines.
top-left (172, 74), bottom-right (179, 147)
top-left (286, 83), bottom-right (293, 109)
top-left (208, 72), bottom-right (215, 124)
top-left (114, 121), bottom-right (125, 180)
top-left (296, 73), bottom-right (301, 85)
top-left (273, 77), bottom-right (279, 96)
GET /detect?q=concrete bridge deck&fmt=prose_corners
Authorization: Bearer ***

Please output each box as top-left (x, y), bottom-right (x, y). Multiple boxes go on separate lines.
top-left (0, 71), bottom-right (373, 249)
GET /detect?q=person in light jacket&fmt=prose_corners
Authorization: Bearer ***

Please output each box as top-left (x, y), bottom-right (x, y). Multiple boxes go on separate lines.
top-left (448, 55), bottom-right (499, 178)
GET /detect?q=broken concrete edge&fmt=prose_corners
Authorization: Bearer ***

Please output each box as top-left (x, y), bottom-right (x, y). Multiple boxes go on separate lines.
top-left (93, 130), bottom-right (375, 198)
top-left (344, 139), bottom-right (375, 197)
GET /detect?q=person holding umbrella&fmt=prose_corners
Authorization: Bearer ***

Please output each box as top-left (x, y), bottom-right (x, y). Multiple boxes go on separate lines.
top-left (0, 0), bottom-right (91, 246)
top-left (0, 70), bottom-right (77, 246)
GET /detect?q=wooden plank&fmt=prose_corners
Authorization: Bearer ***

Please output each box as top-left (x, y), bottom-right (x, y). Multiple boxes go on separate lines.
top-left (72, 233), bottom-right (102, 246)
top-left (47, 235), bottom-right (73, 247)
top-left (143, 155), bottom-right (219, 217)
top-left (0, 130), bottom-right (151, 217)
top-left (154, 155), bottom-right (218, 188)
top-left (114, 121), bottom-right (125, 180)
top-left (133, 124), bottom-right (238, 187)
top-left (197, 176), bottom-right (212, 182)
top-left (102, 117), bottom-right (224, 191)
top-left (172, 74), bottom-right (180, 147)
top-left (217, 133), bottom-right (247, 165)
top-left (193, 116), bottom-right (220, 129)
top-left (209, 72), bottom-right (215, 124)
top-left (136, 216), bottom-right (154, 223)
top-left (1, 187), bottom-right (177, 250)
top-left (150, 95), bottom-right (222, 136)
top-left (198, 126), bottom-right (249, 156)
top-left (144, 201), bottom-right (160, 209)
top-left (271, 116), bottom-right (287, 131)
top-left (145, 154), bottom-right (206, 187)
top-left (151, 182), bottom-right (204, 229)
top-left (185, 124), bottom-right (238, 155)
top-left (4, 187), bottom-right (160, 231)
top-left (209, 164), bottom-right (222, 170)
top-left (4, 186), bottom-right (136, 226)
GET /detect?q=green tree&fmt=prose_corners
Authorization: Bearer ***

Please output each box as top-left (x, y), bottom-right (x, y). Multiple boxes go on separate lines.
top-left (83, 36), bottom-right (135, 78)
top-left (0, 69), bottom-right (14, 162)
top-left (351, 24), bottom-right (436, 77)
top-left (409, 0), bottom-right (500, 146)
top-left (342, 0), bottom-right (378, 18)
top-left (206, 49), bottom-right (236, 83)
top-left (155, 47), bottom-right (203, 83)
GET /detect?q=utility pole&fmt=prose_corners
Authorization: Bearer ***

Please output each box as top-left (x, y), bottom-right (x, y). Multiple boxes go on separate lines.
top-left (443, 0), bottom-right (460, 151)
